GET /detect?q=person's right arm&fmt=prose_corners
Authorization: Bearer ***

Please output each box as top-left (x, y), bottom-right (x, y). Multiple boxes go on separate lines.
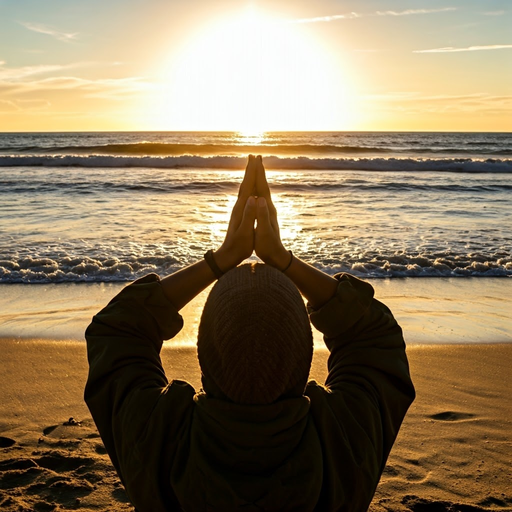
top-left (252, 156), bottom-right (338, 309)
top-left (254, 157), bottom-right (415, 509)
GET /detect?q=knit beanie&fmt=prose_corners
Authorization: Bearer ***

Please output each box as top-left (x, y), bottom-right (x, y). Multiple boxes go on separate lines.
top-left (197, 263), bottom-right (313, 405)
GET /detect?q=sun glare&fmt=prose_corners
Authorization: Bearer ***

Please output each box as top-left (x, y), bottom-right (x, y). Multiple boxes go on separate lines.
top-left (151, 8), bottom-right (354, 131)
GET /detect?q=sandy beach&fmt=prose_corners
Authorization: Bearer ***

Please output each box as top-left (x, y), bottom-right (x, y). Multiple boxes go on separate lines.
top-left (1, 339), bottom-right (511, 511)
top-left (2, 0), bottom-right (511, 508)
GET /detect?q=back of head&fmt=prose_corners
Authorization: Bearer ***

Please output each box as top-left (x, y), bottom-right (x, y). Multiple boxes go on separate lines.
top-left (197, 263), bottom-right (313, 405)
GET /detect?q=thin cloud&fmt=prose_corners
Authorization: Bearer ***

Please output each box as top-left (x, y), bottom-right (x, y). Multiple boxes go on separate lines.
top-left (0, 58), bottom-right (152, 105)
top-left (0, 98), bottom-right (51, 112)
top-left (0, 99), bottom-right (19, 112)
top-left (0, 63), bottom-right (70, 81)
top-left (19, 21), bottom-right (78, 42)
top-left (366, 92), bottom-right (511, 102)
top-left (375, 8), bottom-right (456, 16)
top-left (0, 74), bottom-right (153, 100)
top-left (0, 61), bottom-right (122, 81)
top-left (353, 48), bottom-right (385, 53)
top-left (362, 92), bottom-right (512, 114)
top-left (291, 7), bottom-right (456, 24)
top-left (414, 44), bottom-right (512, 54)
top-left (291, 13), bottom-right (357, 24)
top-left (482, 11), bottom-right (506, 16)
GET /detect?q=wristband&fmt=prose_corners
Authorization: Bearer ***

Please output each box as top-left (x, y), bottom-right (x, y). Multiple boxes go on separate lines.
top-left (281, 250), bottom-right (294, 273)
top-left (204, 249), bottom-right (224, 279)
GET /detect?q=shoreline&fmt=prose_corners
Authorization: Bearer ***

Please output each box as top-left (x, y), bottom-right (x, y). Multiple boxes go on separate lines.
top-left (1, 339), bottom-right (511, 511)
top-left (1, 277), bottom-right (511, 344)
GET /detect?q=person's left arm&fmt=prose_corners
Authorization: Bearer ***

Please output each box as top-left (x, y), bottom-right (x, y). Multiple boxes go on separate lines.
top-left (84, 156), bottom-right (258, 506)
top-left (159, 153), bottom-right (258, 310)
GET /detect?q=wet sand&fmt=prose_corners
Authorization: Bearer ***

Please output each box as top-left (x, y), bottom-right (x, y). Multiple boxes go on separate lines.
top-left (1, 339), bottom-right (511, 511)
top-left (1, 278), bottom-right (511, 345)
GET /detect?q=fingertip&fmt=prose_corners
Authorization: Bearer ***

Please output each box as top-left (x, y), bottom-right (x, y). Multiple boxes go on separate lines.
top-left (257, 196), bottom-right (267, 208)
top-left (247, 195), bottom-right (256, 206)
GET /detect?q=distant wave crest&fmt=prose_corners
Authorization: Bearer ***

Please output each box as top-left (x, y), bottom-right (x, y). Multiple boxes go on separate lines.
top-left (4, 141), bottom-right (512, 157)
top-left (1, 154), bottom-right (511, 173)
top-left (5, 142), bottom-right (396, 156)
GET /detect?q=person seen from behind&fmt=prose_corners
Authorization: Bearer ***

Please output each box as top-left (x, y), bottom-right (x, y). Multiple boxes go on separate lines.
top-left (85, 155), bottom-right (415, 511)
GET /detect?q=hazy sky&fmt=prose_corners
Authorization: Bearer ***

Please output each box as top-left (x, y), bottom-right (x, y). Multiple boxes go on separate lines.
top-left (0, 0), bottom-right (510, 132)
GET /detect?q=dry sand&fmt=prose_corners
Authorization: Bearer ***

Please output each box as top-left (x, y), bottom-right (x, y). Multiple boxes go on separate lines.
top-left (1, 339), bottom-right (511, 511)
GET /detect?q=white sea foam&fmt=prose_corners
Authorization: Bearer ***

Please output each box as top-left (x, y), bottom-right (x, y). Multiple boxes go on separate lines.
top-left (1, 132), bottom-right (510, 284)
top-left (1, 250), bottom-right (510, 283)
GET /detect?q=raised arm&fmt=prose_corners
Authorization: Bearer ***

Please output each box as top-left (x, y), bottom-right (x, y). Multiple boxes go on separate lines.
top-left (253, 157), bottom-right (415, 509)
top-left (253, 156), bottom-right (338, 309)
top-left (160, 154), bottom-right (259, 310)
top-left (84, 155), bottom-right (263, 509)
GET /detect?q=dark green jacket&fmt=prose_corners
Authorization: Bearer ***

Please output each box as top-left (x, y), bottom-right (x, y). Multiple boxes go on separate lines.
top-left (85, 273), bottom-right (415, 511)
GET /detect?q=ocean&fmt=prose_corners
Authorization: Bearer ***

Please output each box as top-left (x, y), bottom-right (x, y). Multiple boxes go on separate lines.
top-left (1, 131), bottom-right (511, 283)
top-left (0, 131), bottom-right (511, 343)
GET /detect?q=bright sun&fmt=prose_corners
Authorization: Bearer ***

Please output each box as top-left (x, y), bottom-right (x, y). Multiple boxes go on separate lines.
top-left (152, 8), bottom-right (354, 132)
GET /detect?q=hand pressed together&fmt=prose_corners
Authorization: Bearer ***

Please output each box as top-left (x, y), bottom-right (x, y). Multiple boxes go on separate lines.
top-left (213, 155), bottom-right (257, 271)
top-left (161, 154), bottom-right (338, 311)
top-left (214, 155), bottom-right (290, 272)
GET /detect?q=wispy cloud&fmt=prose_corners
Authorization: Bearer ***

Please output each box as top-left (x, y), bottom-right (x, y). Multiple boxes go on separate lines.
top-left (0, 63), bottom-right (72, 81)
top-left (0, 74), bottom-right (153, 101)
top-left (0, 59), bottom-right (152, 106)
top-left (290, 7), bottom-right (456, 24)
top-left (374, 8), bottom-right (456, 16)
top-left (0, 99), bottom-right (18, 112)
top-left (353, 48), bottom-right (385, 53)
top-left (0, 61), bottom-right (124, 82)
top-left (29, 76), bottom-right (152, 99)
top-left (365, 92), bottom-right (511, 103)
top-left (19, 21), bottom-right (78, 42)
top-left (414, 44), bottom-right (512, 54)
top-left (0, 98), bottom-right (51, 112)
top-left (291, 13), bottom-right (356, 24)
top-left (362, 92), bottom-right (512, 114)
top-left (482, 11), bottom-right (506, 16)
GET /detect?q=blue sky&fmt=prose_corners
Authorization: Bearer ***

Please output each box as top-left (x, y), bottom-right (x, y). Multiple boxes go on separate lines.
top-left (0, 0), bottom-right (510, 131)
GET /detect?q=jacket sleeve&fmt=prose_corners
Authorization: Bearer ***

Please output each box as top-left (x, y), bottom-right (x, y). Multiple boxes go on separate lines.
top-left (306, 273), bottom-right (415, 511)
top-left (84, 273), bottom-right (195, 511)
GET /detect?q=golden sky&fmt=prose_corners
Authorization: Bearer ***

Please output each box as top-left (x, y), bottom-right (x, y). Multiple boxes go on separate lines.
top-left (0, 0), bottom-right (511, 132)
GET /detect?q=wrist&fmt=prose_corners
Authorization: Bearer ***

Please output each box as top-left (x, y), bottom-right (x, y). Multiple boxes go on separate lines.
top-left (213, 246), bottom-right (240, 274)
top-left (268, 247), bottom-right (291, 271)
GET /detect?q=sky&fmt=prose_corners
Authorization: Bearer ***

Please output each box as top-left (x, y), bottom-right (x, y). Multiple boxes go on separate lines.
top-left (0, 0), bottom-right (511, 132)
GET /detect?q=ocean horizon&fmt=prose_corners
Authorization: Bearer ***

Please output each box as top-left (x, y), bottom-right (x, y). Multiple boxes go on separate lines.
top-left (1, 130), bottom-right (511, 284)
top-left (1, 130), bottom-right (510, 343)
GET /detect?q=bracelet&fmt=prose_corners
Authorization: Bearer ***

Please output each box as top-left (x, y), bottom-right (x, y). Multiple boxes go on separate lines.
top-left (204, 249), bottom-right (224, 279)
top-left (281, 250), bottom-right (294, 273)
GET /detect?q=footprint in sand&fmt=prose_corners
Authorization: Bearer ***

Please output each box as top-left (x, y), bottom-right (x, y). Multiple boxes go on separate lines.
top-left (429, 411), bottom-right (476, 422)
top-left (383, 461), bottom-right (430, 484)
top-left (0, 419), bottom-right (137, 511)
top-left (0, 437), bottom-right (16, 448)
top-left (478, 496), bottom-right (512, 508)
top-left (402, 494), bottom-right (487, 511)
top-left (42, 425), bottom-right (58, 436)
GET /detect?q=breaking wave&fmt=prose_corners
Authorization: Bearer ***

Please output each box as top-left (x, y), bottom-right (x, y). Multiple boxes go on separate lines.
top-left (3, 141), bottom-right (512, 157)
top-left (1, 251), bottom-right (510, 283)
top-left (1, 154), bottom-right (511, 173)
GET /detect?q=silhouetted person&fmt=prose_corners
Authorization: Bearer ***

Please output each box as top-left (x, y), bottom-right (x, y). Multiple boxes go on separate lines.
top-left (85, 155), bottom-right (415, 511)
